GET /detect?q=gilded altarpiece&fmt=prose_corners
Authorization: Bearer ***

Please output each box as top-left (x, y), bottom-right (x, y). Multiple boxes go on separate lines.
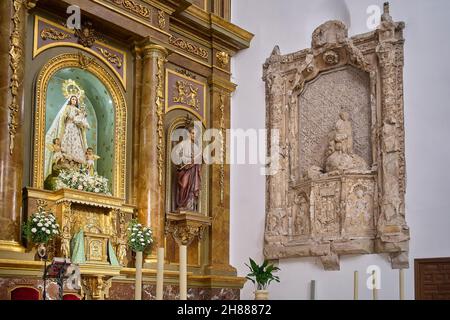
top-left (0, 0), bottom-right (252, 300)
top-left (263, 5), bottom-right (410, 270)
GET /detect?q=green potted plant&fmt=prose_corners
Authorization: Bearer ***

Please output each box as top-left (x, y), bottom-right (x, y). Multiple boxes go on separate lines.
top-left (245, 258), bottom-right (280, 300)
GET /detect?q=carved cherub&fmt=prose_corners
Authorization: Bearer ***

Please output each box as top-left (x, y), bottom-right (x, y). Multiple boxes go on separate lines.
top-left (48, 138), bottom-right (64, 166)
top-left (173, 81), bottom-right (187, 104)
top-left (188, 84), bottom-right (199, 110)
top-left (85, 147), bottom-right (100, 176)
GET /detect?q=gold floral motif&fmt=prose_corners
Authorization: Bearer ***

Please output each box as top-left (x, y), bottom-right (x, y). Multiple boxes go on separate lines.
top-left (8, 0), bottom-right (25, 155)
top-left (40, 28), bottom-right (71, 41)
top-left (110, 0), bottom-right (150, 18)
top-left (156, 56), bottom-right (166, 186)
top-left (97, 47), bottom-right (123, 68)
top-left (219, 92), bottom-right (226, 205)
top-left (158, 10), bottom-right (166, 29)
top-left (169, 35), bottom-right (208, 60)
top-left (216, 51), bottom-right (230, 68)
top-left (78, 52), bottom-right (94, 69)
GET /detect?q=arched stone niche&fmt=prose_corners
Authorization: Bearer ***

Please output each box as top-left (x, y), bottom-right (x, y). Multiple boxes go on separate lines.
top-left (263, 4), bottom-right (409, 270)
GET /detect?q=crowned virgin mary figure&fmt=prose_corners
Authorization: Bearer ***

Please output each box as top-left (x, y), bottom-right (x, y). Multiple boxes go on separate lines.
top-left (44, 80), bottom-right (90, 182)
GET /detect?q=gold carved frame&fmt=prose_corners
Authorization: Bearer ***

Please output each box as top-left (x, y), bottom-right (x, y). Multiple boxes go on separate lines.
top-left (32, 53), bottom-right (127, 199)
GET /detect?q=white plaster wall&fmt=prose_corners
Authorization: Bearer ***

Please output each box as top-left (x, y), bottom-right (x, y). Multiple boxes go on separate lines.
top-left (230, 0), bottom-right (450, 300)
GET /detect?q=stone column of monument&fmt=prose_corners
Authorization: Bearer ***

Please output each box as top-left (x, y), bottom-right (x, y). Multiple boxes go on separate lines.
top-left (204, 70), bottom-right (237, 275)
top-left (0, 0), bottom-right (29, 252)
top-left (263, 62), bottom-right (289, 241)
top-left (136, 41), bottom-right (168, 259)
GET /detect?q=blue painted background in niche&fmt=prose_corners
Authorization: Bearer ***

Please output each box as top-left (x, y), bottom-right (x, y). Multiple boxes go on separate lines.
top-left (45, 68), bottom-right (115, 187)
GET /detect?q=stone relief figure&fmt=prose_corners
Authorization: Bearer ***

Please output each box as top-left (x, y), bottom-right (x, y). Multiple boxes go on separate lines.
top-left (173, 80), bottom-right (187, 104)
top-left (173, 117), bottom-right (202, 212)
top-left (346, 185), bottom-right (374, 235)
top-left (293, 195), bottom-right (310, 235)
top-left (380, 116), bottom-right (405, 226)
top-left (325, 112), bottom-right (368, 173)
top-left (188, 84), bottom-right (200, 111)
top-left (316, 195), bottom-right (338, 235)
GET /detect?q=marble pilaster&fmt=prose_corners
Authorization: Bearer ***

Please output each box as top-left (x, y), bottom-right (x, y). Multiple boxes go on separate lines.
top-left (136, 41), bottom-right (168, 252)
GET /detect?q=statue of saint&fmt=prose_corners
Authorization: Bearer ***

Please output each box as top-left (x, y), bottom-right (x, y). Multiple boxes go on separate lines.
top-left (325, 112), bottom-right (368, 173)
top-left (172, 119), bottom-right (202, 212)
top-left (334, 111), bottom-right (353, 154)
top-left (44, 94), bottom-right (90, 180)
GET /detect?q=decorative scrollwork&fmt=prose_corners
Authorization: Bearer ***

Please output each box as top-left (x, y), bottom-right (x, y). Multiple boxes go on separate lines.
top-left (8, 0), bottom-right (25, 155)
top-left (169, 35), bottom-right (208, 60)
top-left (97, 47), bottom-right (123, 68)
top-left (156, 56), bottom-right (166, 186)
top-left (219, 92), bottom-right (226, 205)
top-left (40, 28), bottom-right (71, 41)
top-left (110, 0), bottom-right (151, 19)
top-left (158, 10), bottom-right (166, 29)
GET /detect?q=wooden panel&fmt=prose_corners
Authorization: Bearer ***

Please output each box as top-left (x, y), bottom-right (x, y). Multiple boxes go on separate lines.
top-left (415, 258), bottom-right (450, 300)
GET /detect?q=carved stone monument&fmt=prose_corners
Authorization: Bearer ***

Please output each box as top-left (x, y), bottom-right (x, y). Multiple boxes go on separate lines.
top-left (263, 4), bottom-right (409, 270)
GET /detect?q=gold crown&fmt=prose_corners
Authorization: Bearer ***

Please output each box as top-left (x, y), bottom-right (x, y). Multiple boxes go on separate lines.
top-left (62, 79), bottom-right (85, 102)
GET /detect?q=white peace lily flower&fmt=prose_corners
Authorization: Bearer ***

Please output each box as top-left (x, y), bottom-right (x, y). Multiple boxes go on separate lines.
top-left (41, 227), bottom-right (46, 231)
top-left (46, 230), bottom-right (51, 234)
top-left (137, 224), bottom-right (142, 227)
top-left (37, 223), bottom-right (43, 227)
top-left (33, 218), bottom-right (37, 222)
top-left (52, 229), bottom-right (58, 234)
top-left (131, 239), bottom-right (135, 242)
top-left (31, 228), bottom-right (37, 233)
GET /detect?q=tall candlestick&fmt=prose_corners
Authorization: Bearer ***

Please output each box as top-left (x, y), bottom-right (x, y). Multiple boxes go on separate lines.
top-left (135, 251), bottom-right (143, 300)
top-left (399, 269), bottom-right (405, 300)
top-left (354, 271), bottom-right (359, 300)
top-left (156, 247), bottom-right (164, 300)
top-left (179, 245), bottom-right (187, 300)
top-left (372, 270), bottom-right (378, 300)
top-left (310, 280), bottom-right (316, 300)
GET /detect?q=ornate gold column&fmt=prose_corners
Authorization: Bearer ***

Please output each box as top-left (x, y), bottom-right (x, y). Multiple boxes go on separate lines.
top-left (136, 41), bottom-right (168, 255)
top-left (0, 0), bottom-right (29, 252)
top-left (205, 75), bottom-right (237, 276)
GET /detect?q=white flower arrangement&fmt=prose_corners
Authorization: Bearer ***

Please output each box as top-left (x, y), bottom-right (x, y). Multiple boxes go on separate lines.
top-left (56, 168), bottom-right (111, 195)
top-left (127, 219), bottom-right (154, 253)
top-left (23, 207), bottom-right (60, 244)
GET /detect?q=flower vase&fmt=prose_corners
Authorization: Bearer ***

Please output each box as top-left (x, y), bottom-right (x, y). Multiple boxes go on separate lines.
top-left (134, 251), bottom-right (143, 300)
top-left (36, 243), bottom-right (48, 261)
top-left (255, 290), bottom-right (269, 300)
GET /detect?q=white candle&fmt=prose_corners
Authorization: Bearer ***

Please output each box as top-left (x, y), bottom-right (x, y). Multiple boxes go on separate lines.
top-left (372, 270), bottom-right (378, 300)
top-left (156, 247), bottom-right (164, 300)
top-left (354, 271), bottom-right (358, 300)
top-left (179, 245), bottom-right (187, 300)
top-left (399, 269), bottom-right (405, 300)
top-left (135, 251), bottom-right (143, 300)
top-left (310, 280), bottom-right (316, 300)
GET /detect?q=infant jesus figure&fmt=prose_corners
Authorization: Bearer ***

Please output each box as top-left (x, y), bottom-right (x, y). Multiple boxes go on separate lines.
top-left (85, 147), bottom-right (100, 176)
